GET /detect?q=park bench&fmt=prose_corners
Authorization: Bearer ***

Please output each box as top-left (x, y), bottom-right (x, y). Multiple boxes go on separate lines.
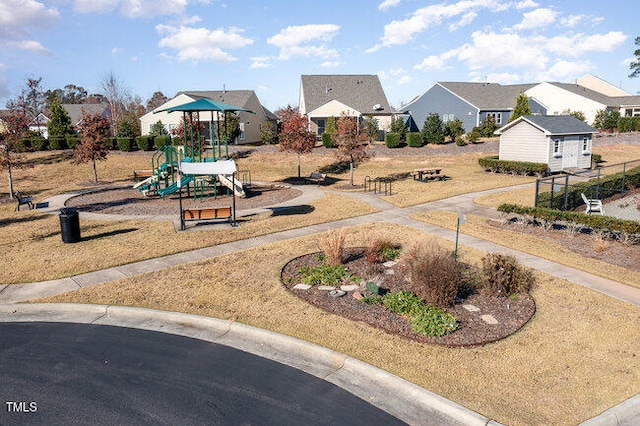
top-left (182, 207), bottom-right (232, 222)
top-left (133, 169), bottom-right (153, 181)
top-left (411, 168), bottom-right (445, 182)
top-left (305, 172), bottom-right (327, 185)
top-left (14, 191), bottom-right (34, 211)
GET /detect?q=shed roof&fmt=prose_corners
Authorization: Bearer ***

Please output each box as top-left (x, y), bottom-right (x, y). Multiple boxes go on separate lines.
top-left (497, 115), bottom-right (596, 135)
top-left (300, 75), bottom-right (392, 115)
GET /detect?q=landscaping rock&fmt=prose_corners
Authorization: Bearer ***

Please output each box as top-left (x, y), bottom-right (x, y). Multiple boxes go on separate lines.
top-left (462, 304), bottom-right (480, 312)
top-left (293, 284), bottom-right (312, 290)
top-left (340, 285), bottom-right (359, 291)
top-left (317, 285), bottom-right (336, 291)
top-left (383, 260), bottom-right (397, 268)
top-left (481, 314), bottom-right (498, 325)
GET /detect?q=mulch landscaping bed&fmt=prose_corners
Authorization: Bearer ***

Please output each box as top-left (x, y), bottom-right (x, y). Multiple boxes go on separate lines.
top-left (281, 248), bottom-right (535, 347)
top-left (66, 184), bottom-right (302, 216)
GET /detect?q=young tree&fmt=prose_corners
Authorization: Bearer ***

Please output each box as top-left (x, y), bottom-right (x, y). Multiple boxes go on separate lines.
top-left (479, 115), bottom-right (499, 137)
top-left (421, 113), bottom-right (445, 144)
top-left (363, 114), bottom-right (380, 143)
top-left (260, 121), bottom-right (278, 145)
top-left (149, 120), bottom-right (168, 136)
top-left (629, 36), bottom-right (640, 78)
top-left (0, 107), bottom-right (30, 198)
top-left (336, 112), bottom-right (369, 186)
top-left (508, 92), bottom-right (532, 123)
top-left (74, 110), bottom-right (110, 183)
top-left (390, 116), bottom-right (408, 140)
top-left (47, 97), bottom-right (73, 138)
top-left (592, 109), bottom-right (620, 130)
top-left (562, 109), bottom-right (586, 122)
top-left (219, 112), bottom-right (241, 143)
top-left (444, 118), bottom-right (465, 143)
top-left (279, 106), bottom-right (316, 178)
top-left (100, 72), bottom-right (142, 136)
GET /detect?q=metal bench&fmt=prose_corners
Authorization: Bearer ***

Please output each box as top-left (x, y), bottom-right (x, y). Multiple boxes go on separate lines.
top-left (305, 172), bottom-right (327, 185)
top-left (14, 191), bottom-right (34, 211)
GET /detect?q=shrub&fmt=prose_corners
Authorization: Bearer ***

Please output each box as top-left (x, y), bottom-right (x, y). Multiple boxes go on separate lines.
top-left (478, 155), bottom-right (548, 176)
top-left (65, 135), bottom-right (80, 149)
top-left (320, 229), bottom-right (345, 265)
top-left (297, 264), bottom-right (358, 286)
top-left (406, 132), bottom-right (422, 147)
top-left (321, 132), bottom-right (335, 148)
top-left (390, 117), bottom-right (408, 141)
top-left (444, 118), bottom-right (465, 143)
top-left (401, 241), bottom-right (463, 308)
top-left (456, 137), bottom-right (468, 146)
top-left (48, 136), bottom-right (67, 150)
top-left (365, 238), bottom-right (401, 264)
top-left (617, 116), bottom-right (640, 132)
top-left (117, 137), bottom-right (133, 152)
top-left (466, 129), bottom-right (481, 144)
top-left (136, 135), bottom-right (154, 151)
top-left (421, 113), bottom-right (445, 145)
top-left (364, 290), bottom-right (459, 337)
top-left (385, 132), bottom-right (401, 148)
top-left (154, 135), bottom-right (170, 150)
top-left (30, 136), bottom-right (48, 151)
top-left (480, 253), bottom-right (534, 297)
top-left (591, 153), bottom-right (602, 165)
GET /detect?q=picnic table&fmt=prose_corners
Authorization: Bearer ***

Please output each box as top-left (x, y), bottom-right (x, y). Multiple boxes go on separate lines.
top-left (411, 168), bottom-right (444, 182)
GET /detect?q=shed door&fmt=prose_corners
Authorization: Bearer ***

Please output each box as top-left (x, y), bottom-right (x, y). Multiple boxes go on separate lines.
top-left (562, 138), bottom-right (579, 169)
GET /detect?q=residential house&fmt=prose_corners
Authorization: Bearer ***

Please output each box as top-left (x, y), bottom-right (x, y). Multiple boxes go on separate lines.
top-left (26, 103), bottom-right (110, 138)
top-left (298, 75), bottom-right (393, 138)
top-left (401, 82), bottom-right (544, 135)
top-left (403, 75), bottom-right (640, 134)
top-left (140, 90), bottom-right (276, 145)
top-left (28, 113), bottom-right (50, 138)
top-left (0, 109), bottom-right (9, 134)
top-left (496, 115), bottom-right (596, 173)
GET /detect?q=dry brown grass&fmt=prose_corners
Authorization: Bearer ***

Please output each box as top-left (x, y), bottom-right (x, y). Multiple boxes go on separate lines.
top-left (319, 229), bottom-right (346, 265)
top-left (411, 211), bottom-right (640, 289)
top-left (40, 222), bottom-right (640, 426)
top-left (0, 193), bottom-right (377, 284)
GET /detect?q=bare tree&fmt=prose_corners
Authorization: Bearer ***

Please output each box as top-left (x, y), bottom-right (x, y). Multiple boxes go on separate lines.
top-left (100, 71), bottom-right (131, 136)
top-left (336, 112), bottom-right (369, 186)
top-left (146, 91), bottom-right (169, 112)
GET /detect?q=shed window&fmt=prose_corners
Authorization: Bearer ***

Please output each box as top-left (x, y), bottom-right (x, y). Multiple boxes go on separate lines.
top-left (582, 137), bottom-right (589, 153)
top-left (553, 137), bottom-right (563, 157)
top-left (239, 122), bottom-right (245, 141)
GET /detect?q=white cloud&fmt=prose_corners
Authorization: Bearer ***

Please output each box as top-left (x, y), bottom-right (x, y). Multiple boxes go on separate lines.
top-left (378, 0), bottom-right (401, 11)
top-left (111, 47), bottom-right (123, 57)
top-left (73, 0), bottom-right (187, 18)
top-left (321, 61), bottom-right (341, 68)
top-left (470, 71), bottom-right (523, 84)
top-left (545, 32), bottom-right (627, 57)
top-left (512, 8), bottom-right (557, 30)
top-left (515, 0), bottom-right (538, 9)
top-left (397, 75), bottom-right (413, 85)
top-left (414, 55), bottom-right (447, 71)
top-left (157, 25), bottom-right (254, 63)
top-left (0, 0), bottom-right (59, 42)
top-left (0, 68), bottom-right (9, 100)
top-left (369, 0), bottom-right (528, 51)
top-left (5, 40), bottom-right (50, 54)
top-left (536, 60), bottom-right (593, 81)
top-left (250, 56), bottom-right (272, 69)
top-left (267, 24), bottom-right (340, 60)
top-left (456, 31), bottom-right (547, 71)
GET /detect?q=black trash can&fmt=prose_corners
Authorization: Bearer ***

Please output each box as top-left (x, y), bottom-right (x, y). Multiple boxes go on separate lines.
top-left (59, 207), bottom-right (81, 243)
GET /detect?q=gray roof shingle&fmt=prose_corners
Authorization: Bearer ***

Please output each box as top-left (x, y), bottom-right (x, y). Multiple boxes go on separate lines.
top-left (515, 115), bottom-right (596, 134)
top-left (300, 75), bottom-right (392, 115)
top-left (439, 82), bottom-right (536, 110)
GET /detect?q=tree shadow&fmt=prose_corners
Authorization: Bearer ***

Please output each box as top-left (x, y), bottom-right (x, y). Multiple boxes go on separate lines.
top-left (268, 205), bottom-right (315, 216)
top-left (80, 228), bottom-right (138, 242)
top-left (230, 149), bottom-right (254, 159)
top-left (27, 151), bottom-right (73, 165)
top-left (0, 214), bottom-right (50, 228)
top-left (319, 161), bottom-right (350, 174)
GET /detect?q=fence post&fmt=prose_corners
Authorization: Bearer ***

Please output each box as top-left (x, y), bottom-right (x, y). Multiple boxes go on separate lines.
top-left (534, 178), bottom-right (540, 207)
top-left (549, 176), bottom-right (555, 209)
top-left (563, 174), bottom-right (569, 211)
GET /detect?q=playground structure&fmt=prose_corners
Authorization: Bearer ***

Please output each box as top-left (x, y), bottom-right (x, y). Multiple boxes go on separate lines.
top-left (132, 98), bottom-right (255, 210)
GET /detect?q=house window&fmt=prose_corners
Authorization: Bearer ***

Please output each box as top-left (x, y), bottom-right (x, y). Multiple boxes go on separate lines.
top-left (553, 137), bottom-right (563, 157)
top-left (486, 112), bottom-right (502, 124)
top-left (582, 137), bottom-right (589, 153)
top-left (316, 118), bottom-right (326, 135)
top-left (239, 122), bottom-right (245, 141)
top-left (442, 114), bottom-right (448, 123)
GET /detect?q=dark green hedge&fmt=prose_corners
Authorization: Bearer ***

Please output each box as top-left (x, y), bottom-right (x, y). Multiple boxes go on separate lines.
top-left (498, 203), bottom-right (640, 234)
top-left (30, 136), bottom-right (48, 151)
top-left (385, 132), bottom-right (401, 148)
top-left (136, 135), bottom-right (154, 151)
top-left (479, 155), bottom-right (548, 176)
top-left (154, 135), bottom-right (171, 150)
top-left (66, 135), bottom-right (80, 149)
top-left (407, 132), bottom-right (423, 147)
top-left (117, 137), bottom-right (134, 152)
top-left (48, 136), bottom-right (67, 150)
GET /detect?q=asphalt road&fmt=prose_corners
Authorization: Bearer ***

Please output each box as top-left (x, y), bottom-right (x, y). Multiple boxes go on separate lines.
top-left (0, 322), bottom-right (405, 425)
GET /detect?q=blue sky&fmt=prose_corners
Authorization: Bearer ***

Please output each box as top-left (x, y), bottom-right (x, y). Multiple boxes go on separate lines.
top-left (1, 0), bottom-right (638, 111)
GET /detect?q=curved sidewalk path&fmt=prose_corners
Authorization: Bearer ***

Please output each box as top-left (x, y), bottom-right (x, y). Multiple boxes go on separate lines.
top-left (1, 183), bottom-right (638, 425)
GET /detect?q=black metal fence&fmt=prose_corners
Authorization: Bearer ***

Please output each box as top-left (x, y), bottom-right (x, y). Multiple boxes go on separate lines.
top-left (364, 176), bottom-right (393, 196)
top-left (534, 159), bottom-right (640, 211)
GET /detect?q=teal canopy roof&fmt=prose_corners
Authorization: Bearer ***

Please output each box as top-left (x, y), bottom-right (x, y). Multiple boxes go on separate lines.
top-left (155, 98), bottom-right (255, 114)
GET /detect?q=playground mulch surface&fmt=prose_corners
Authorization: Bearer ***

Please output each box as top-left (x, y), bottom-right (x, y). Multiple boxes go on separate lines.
top-left (66, 184), bottom-right (302, 216)
top-left (281, 248), bottom-right (536, 347)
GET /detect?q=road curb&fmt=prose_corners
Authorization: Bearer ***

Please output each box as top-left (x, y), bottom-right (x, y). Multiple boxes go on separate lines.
top-left (0, 303), bottom-right (498, 426)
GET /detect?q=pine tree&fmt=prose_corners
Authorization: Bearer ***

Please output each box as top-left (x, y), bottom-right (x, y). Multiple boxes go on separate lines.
top-left (508, 92), bottom-right (532, 123)
top-left (47, 97), bottom-right (73, 137)
top-left (421, 113), bottom-right (445, 144)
